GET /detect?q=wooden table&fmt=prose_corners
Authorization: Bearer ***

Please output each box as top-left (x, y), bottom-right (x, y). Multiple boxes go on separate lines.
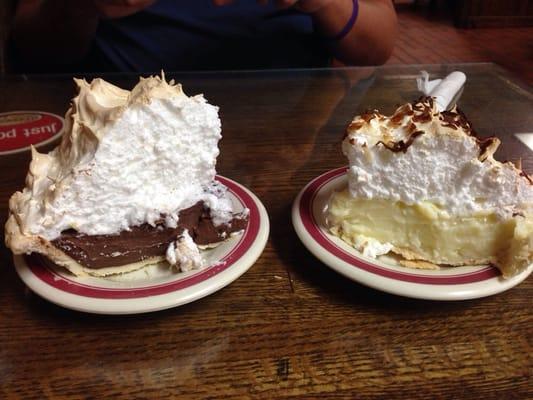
top-left (0, 64), bottom-right (531, 399)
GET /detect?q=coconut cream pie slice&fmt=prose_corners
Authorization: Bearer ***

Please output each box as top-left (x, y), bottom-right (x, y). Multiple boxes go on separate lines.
top-left (326, 97), bottom-right (533, 277)
top-left (5, 74), bottom-right (247, 276)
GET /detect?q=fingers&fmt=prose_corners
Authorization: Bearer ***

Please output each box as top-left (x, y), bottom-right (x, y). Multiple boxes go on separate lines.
top-left (93, 0), bottom-right (156, 18)
top-left (213, 0), bottom-right (299, 7)
top-left (212, 0), bottom-right (235, 5)
top-left (97, 0), bottom-right (154, 6)
top-left (275, 0), bottom-right (299, 8)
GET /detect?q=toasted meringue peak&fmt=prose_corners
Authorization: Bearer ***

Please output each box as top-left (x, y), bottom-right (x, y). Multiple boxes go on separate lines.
top-left (343, 97), bottom-right (533, 217)
top-left (6, 73), bottom-right (232, 255)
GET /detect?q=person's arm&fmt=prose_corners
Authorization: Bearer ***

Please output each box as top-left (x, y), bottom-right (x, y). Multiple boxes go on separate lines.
top-left (308, 0), bottom-right (397, 66)
top-left (213, 0), bottom-right (397, 66)
top-left (11, 0), bottom-right (154, 70)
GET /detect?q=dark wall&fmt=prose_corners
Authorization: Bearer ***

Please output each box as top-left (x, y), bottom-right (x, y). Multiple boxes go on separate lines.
top-left (0, 0), bottom-right (15, 75)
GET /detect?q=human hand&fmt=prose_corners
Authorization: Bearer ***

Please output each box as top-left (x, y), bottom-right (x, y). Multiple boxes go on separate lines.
top-left (275, 0), bottom-right (337, 14)
top-left (91, 0), bottom-right (156, 18)
top-left (212, 0), bottom-right (336, 14)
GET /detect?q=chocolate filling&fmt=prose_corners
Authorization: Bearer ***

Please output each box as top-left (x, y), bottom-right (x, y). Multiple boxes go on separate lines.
top-left (51, 202), bottom-right (248, 269)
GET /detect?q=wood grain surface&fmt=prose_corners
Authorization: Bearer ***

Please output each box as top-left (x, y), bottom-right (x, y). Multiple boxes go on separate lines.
top-left (0, 64), bottom-right (531, 399)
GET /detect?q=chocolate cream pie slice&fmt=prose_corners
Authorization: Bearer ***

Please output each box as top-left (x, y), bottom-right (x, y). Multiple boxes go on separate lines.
top-left (5, 74), bottom-right (247, 276)
top-left (326, 97), bottom-right (533, 277)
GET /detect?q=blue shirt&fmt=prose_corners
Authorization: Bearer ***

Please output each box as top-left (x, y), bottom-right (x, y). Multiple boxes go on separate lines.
top-left (88, 0), bottom-right (329, 72)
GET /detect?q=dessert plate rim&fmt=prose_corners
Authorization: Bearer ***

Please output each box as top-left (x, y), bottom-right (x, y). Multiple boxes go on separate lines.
top-left (14, 175), bottom-right (269, 314)
top-left (292, 167), bottom-right (532, 301)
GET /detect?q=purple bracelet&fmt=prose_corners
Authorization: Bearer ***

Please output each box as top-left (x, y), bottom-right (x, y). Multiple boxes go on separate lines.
top-left (323, 0), bottom-right (359, 41)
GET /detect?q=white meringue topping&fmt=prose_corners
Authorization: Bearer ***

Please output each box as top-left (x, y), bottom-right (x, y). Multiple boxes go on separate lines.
top-left (9, 74), bottom-right (232, 241)
top-left (343, 98), bottom-right (533, 217)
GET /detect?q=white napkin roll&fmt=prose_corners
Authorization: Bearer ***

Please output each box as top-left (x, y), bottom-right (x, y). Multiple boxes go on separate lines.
top-left (417, 71), bottom-right (466, 112)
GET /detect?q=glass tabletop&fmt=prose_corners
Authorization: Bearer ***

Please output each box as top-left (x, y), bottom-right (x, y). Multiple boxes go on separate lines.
top-left (1, 63), bottom-right (531, 188)
top-left (0, 64), bottom-right (532, 399)
top-left (1, 63), bottom-right (531, 141)
top-left (1, 63), bottom-right (531, 189)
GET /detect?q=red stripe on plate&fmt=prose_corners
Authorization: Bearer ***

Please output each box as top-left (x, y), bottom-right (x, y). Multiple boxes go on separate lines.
top-left (299, 167), bottom-right (500, 285)
top-left (27, 176), bottom-right (261, 298)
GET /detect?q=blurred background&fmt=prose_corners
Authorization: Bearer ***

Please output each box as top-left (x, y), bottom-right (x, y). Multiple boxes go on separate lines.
top-left (0, 0), bottom-right (532, 83)
top-left (389, 0), bottom-right (532, 84)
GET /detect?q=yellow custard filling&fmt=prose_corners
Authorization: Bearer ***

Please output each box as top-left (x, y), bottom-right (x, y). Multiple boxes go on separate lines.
top-left (326, 188), bottom-right (533, 277)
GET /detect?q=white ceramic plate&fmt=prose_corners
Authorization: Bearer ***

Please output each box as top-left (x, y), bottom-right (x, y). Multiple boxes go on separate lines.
top-left (292, 167), bottom-right (533, 300)
top-left (15, 176), bottom-right (269, 314)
